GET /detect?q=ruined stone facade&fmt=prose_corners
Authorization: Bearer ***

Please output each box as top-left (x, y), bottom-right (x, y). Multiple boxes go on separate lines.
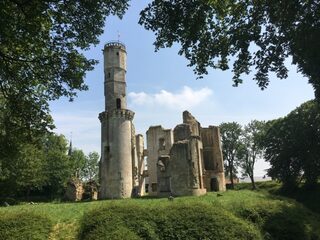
top-left (99, 42), bottom-right (225, 199)
top-left (147, 111), bottom-right (226, 197)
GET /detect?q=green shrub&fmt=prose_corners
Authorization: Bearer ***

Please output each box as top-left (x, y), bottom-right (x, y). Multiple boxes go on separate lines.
top-left (0, 197), bottom-right (18, 206)
top-left (0, 212), bottom-right (52, 240)
top-left (79, 203), bottom-right (262, 240)
top-left (236, 201), bottom-right (320, 240)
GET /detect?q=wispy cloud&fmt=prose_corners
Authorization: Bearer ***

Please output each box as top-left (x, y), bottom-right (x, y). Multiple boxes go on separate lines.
top-left (128, 86), bottom-right (212, 110)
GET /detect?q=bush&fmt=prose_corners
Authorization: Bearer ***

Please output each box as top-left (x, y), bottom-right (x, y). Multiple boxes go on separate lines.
top-left (0, 212), bottom-right (53, 240)
top-left (236, 201), bottom-right (320, 240)
top-left (79, 203), bottom-right (262, 240)
top-left (0, 197), bottom-right (18, 206)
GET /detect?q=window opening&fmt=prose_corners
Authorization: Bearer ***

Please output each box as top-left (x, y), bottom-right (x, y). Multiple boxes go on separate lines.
top-left (116, 98), bottom-right (121, 109)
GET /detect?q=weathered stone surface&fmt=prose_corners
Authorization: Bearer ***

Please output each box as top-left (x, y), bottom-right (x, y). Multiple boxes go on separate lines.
top-left (133, 134), bottom-right (145, 196)
top-left (99, 42), bottom-right (137, 199)
top-left (173, 124), bottom-right (192, 142)
top-left (201, 126), bottom-right (226, 191)
top-left (146, 126), bottom-right (173, 196)
top-left (183, 111), bottom-right (201, 136)
top-left (65, 178), bottom-right (84, 201)
top-left (83, 181), bottom-right (98, 200)
top-left (147, 111), bottom-right (225, 196)
top-left (169, 137), bottom-right (206, 196)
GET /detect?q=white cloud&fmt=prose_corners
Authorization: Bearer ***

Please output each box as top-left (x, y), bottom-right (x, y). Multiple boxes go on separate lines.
top-left (128, 86), bottom-right (212, 110)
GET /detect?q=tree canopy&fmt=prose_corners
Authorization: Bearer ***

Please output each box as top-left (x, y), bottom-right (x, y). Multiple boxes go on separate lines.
top-left (0, 0), bottom-right (129, 142)
top-left (139, 0), bottom-right (320, 98)
top-left (264, 100), bottom-right (320, 188)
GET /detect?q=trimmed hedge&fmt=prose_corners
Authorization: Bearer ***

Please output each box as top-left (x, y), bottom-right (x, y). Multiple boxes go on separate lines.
top-left (79, 203), bottom-right (262, 240)
top-left (0, 212), bottom-right (52, 240)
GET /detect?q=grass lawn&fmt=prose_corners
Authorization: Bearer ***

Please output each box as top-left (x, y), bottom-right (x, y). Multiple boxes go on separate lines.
top-left (0, 182), bottom-right (320, 239)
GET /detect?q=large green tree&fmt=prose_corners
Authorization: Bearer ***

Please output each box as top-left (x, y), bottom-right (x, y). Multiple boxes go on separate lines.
top-left (264, 100), bottom-right (320, 188)
top-left (0, 132), bottom-right (73, 198)
top-left (0, 0), bottom-right (129, 147)
top-left (139, 0), bottom-right (320, 98)
top-left (220, 122), bottom-right (243, 189)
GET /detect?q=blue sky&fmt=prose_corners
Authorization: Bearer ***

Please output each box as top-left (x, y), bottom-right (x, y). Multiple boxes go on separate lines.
top-left (50, 1), bottom-right (314, 176)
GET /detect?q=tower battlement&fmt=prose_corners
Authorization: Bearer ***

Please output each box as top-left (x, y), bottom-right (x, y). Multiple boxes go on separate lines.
top-left (104, 41), bottom-right (126, 51)
top-left (99, 109), bottom-right (135, 122)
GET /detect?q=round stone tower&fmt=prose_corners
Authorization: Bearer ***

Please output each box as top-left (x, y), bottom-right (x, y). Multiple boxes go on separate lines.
top-left (99, 42), bottom-right (135, 199)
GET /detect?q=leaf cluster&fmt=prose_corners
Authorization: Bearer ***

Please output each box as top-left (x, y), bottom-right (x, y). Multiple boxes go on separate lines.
top-left (0, 0), bottom-right (129, 148)
top-left (264, 100), bottom-right (320, 188)
top-left (139, 0), bottom-right (320, 98)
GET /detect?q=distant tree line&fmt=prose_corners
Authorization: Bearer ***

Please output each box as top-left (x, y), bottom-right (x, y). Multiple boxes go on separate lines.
top-left (220, 100), bottom-right (320, 190)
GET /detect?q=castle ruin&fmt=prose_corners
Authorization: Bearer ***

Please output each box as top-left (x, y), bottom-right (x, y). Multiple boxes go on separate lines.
top-left (99, 42), bottom-right (225, 199)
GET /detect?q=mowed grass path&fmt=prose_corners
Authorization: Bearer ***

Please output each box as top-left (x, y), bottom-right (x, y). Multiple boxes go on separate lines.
top-left (1, 183), bottom-right (320, 239)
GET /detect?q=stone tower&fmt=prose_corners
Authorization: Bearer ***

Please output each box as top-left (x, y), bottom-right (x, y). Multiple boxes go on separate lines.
top-left (99, 42), bottom-right (135, 199)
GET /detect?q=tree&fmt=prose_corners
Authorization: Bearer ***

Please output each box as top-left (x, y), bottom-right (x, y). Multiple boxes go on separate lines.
top-left (139, 1), bottom-right (320, 99)
top-left (239, 120), bottom-right (266, 189)
top-left (82, 152), bottom-right (100, 182)
top-left (43, 134), bottom-right (72, 197)
top-left (11, 144), bottom-right (47, 199)
top-left (220, 122), bottom-right (243, 189)
top-left (69, 149), bottom-right (87, 179)
top-left (264, 100), bottom-right (320, 188)
top-left (0, 0), bottom-right (129, 149)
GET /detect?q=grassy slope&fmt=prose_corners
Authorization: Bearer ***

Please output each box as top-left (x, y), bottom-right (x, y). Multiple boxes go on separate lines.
top-left (0, 183), bottom-right (319, 239)
top-left (235, 181), bottom-right (320, 214)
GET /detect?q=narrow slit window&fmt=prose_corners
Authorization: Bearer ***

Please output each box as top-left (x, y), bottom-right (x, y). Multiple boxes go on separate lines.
top-left (105, 146), bottom-right (110, 153)
top-left (116, 98), bottom-right (121, 109)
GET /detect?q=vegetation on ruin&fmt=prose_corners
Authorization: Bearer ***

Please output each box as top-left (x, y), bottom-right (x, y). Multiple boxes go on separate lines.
top-left (1, 182), bottom-right (320, 240)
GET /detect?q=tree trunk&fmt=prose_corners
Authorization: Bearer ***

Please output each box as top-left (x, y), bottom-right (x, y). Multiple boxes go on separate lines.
top-left (229, 162), bottom-right (234, 189)
top-left (249, 175), bottom-right (256, 190)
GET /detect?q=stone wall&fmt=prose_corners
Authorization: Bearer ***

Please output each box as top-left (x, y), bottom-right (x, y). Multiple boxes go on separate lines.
top-left (134, 134), bottom-right (145, 196)
top-left (201, 126), bottom-right (226, 191)
top-left (65, 179), bottom-right (84, 201)
top-left (169, 137), bottom-right (206, 196)
top-left (146, 126), bottom-right (173, 196)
